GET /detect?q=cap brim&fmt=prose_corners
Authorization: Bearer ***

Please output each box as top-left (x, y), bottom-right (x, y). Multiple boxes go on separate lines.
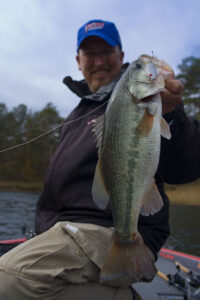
top-left (77, 32), bottom-right (118, 51)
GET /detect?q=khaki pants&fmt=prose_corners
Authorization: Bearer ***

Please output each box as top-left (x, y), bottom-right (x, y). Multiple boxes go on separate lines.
top-left (0, 222), bottom-right (134, 299)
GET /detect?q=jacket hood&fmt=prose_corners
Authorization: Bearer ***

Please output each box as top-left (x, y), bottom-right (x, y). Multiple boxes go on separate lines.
top-left (63, 63), bottom-right (129, 102)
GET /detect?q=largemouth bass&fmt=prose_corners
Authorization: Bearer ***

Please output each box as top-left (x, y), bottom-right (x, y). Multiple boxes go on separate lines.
top-left (92, 54), bottom-right (173, 287)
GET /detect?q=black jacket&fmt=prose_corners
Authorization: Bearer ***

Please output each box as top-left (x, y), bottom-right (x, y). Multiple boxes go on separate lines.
top-left (35, 64), bottom-right (200, 258)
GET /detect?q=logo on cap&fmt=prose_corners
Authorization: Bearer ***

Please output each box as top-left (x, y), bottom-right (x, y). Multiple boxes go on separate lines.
top-left (85, 22), bottom-right (105, 32)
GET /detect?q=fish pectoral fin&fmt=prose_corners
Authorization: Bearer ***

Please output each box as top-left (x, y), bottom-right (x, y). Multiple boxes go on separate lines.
top-left (92, 114), bottom-right (105, 156)
top-left (147, 102), bottom-right (157, 116)
top-left (92, 158), bottom-right (110, 209)
top-left (161, 117), bottom-right (171, 140)
top-left (140, 181), bottom-right (163, 216)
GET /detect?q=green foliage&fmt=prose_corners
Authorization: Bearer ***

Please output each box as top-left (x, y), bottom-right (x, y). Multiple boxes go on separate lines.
top-left (177, 56), bottom-right (200, 121)
top-left (0, 103), bottom-right (64, 182)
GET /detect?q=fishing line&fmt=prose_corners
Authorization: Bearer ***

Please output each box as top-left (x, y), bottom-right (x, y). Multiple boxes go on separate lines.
top-left (0, 100), bottom-right (108, 154)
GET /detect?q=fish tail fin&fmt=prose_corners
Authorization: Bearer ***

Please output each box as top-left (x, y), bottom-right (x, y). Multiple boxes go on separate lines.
top-left (100, 232), bottom-right (157, 287)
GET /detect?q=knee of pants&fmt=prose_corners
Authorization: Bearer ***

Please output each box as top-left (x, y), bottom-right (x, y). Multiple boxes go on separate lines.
top-left (0, 271), bottom-right (134, 300)
top-left (53, 282), bottom-right (134, 300)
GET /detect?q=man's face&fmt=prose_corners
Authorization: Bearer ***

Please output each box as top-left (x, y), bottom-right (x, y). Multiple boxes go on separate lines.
top-left (76, 36), bottom-right (124, 92)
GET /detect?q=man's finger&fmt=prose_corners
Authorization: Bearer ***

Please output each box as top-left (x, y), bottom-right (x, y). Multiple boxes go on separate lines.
top-left (164, 79), bottom-right (184, 95)
top-left (161, 90), bottom-right (182, 114)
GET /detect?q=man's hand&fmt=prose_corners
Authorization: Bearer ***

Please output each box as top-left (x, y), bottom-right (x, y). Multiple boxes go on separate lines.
top-left (161, 78), bottom-right (184, 115)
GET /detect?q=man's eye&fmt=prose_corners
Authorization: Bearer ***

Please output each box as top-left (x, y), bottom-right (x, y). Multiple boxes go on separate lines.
top-left (84, 50), bottom-right (114, 57)
top-left (85, 52), bottom-right (95, 57)
top-left (103, 50), bottom-right (114, 55)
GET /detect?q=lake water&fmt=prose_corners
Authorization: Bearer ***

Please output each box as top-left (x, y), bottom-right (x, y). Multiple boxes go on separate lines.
top-left (0, 191), bottom-right (199, 256)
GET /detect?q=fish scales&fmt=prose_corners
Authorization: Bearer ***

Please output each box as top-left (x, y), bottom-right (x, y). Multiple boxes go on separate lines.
top-left (102, 90), bottom-right (161, 241)
top-left (92, 55), bottom-right (173, 287)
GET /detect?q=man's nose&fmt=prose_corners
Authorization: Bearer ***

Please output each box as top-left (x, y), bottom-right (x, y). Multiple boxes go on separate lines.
top-left (94, 53), bottom-right (106, 65)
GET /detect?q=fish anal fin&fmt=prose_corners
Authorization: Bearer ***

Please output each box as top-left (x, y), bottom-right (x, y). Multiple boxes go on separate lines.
top-left (100, 232), bottom-right (157, 287)
top-left (140, 181), bottom-right (163, 216)
top-left (161, 117), bottom-right (171, 140)
top-left (92, 158), bottom-right (109, 210)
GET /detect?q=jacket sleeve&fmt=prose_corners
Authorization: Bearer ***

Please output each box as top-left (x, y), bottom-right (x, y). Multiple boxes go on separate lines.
top-left (158, 104), bottom-right (200, 184)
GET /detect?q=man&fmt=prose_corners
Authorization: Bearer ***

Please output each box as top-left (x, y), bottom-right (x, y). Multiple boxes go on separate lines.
top-left (0, 19), bottom-right (199, 300)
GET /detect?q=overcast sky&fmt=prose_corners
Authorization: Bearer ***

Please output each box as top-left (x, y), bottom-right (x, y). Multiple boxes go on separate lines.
top-left (0, 0), bottom-right (200, 117)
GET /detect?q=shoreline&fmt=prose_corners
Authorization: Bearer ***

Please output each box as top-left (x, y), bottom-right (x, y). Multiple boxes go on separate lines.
top-left (165, 180), bottom-right (200, 206)
top-left (0, 180), bottom-right (200, 205)
top-left (0, 181), bottom-right (42, 194)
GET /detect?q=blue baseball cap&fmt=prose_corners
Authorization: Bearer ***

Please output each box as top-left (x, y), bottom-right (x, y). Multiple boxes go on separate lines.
top-left (77, 19), bottom-right (122, 52)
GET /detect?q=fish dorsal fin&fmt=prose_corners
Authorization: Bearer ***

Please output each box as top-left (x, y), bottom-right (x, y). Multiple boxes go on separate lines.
top-left (92, 114), bottom-right (105, 156)
top-left (92, 158), bottom-right (110, 209)
top-left (140, 180), bottom-right (163, 216)
top-left (161, 117), bottom-right (171, 140)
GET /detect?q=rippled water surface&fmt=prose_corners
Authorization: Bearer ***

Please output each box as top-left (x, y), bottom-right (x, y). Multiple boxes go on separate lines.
top-left (166, 204), bottom-right (200, 256)
top-left (0, 191), bottom-right (199, 256)
top-left (0, 191), bottom-right (37, 240)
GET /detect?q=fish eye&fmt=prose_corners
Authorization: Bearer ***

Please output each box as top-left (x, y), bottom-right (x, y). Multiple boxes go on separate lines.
top-left (135, 63), bottom-right (142, 69)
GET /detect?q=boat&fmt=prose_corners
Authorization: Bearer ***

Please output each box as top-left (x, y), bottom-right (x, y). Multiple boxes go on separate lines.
top-left (0, 237), bottom-right (27, 256)
top-left (0, 239), bottom-right (199, 299)
top-left (134, 248), bottom-right (200, 299)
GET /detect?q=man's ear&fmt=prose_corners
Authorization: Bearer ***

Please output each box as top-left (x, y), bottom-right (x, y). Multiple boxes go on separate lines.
top-left (120, 51), bottom-right (124, 62)
top-left (76, 54), bottom-right (81, 71)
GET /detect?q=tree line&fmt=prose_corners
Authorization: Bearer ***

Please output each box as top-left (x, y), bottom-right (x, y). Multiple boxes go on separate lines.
top-left (0, 103), bottom-right (64, 182)
top-left (177, 56), bottom-right (200, 120)
top-left (0, 56), bottom-right (199, 184)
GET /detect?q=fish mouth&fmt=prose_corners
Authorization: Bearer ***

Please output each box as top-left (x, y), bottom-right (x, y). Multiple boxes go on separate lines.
top-left (135, 80), bottom-right (152, 84)
top-left (141, 95), bottom-right (154, 103)
top-left (134, 95), bottom-right (154, 104)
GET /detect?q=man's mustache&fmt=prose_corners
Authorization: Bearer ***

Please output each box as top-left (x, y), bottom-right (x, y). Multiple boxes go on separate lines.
top-left (92, 67), bottom-right (109, 73)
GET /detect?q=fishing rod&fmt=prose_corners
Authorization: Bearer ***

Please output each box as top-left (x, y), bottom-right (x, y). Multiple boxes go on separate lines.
top-left (157, 271), bottom-right (189, 296)
top-left (175, 261), bottom-right (200, 288)
top-left (157, 269), bottom-right (200, 300)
